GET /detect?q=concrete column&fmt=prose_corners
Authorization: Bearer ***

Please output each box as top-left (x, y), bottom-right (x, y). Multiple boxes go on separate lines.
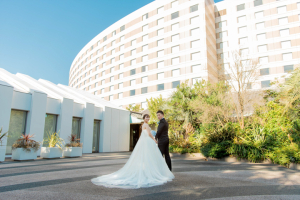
top-left (80, 103), bottom-right (94, 153)
top-left (25, 91), bottom-right (48, 155)
top-left (57, 98), bottom-right (74, 145)
top-left (0, 82), bottom-right (14, 152)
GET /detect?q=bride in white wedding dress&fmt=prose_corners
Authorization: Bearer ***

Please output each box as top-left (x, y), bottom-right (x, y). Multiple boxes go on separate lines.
top-left (91, 114), bottom-right (174, 189)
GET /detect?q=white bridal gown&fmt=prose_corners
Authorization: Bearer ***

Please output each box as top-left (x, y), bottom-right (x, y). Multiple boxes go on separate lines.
top-left (91, 129), bottom-right (174, 189)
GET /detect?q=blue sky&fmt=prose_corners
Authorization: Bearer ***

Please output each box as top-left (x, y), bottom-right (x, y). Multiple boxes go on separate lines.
top-left (0, 0), bottom-right (223, 85)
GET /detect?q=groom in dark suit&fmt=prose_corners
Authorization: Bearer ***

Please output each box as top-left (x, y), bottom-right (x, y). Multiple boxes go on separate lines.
top-left (155, 110), bottom-right (172, 171)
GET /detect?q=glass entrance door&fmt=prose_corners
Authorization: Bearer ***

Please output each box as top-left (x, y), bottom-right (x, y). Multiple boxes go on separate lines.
top-left (92, 120), bottom-right (100, 153)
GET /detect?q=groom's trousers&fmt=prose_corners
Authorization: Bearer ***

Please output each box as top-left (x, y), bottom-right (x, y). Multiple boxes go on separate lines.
top-left (158, 138), bottom-right (172, 171)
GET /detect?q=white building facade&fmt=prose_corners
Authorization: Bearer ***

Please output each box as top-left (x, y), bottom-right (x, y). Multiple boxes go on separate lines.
top-left (69, 0), bottom-right (300, 109)
top-left (0, 68), bottom-right (130, 156)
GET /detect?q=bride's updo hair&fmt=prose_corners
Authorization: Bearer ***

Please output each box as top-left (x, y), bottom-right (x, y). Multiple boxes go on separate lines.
top-left (143, 114), bottom-right (150, 120)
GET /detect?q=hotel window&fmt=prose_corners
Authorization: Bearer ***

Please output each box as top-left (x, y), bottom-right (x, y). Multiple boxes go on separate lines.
top-left (282, 53), bottom-right (292, 61)
top-left (257, 33), bottom-right (266, 41)
top-left (43, 114), bottom-right (58, 147)
top-left (89, 85), bottom-right (91, 90)
top-left (90, 54), bottom-right (93, 59)
top-left (258, 45), bottom-right (267, 52)
top-left (172, 69), bottom-right (180, 77)
top-left (193, 77), bottom-right (201, 84)
top-left (143, 13), bottom-right (148, 20)
top-left (120, 35), bottom-right (125, 42)
top-left (110, 67), bottom-right (114, 73)
top-left (218, 21), bottom-right (226, 28)
top-left (281, 40), bottom-right (291, 48)
top-left (237, 3), bottom-right (245, 11)
top-left (142, 66), bottom-right (148, 72)
top-left (130, 79), bottom-right (136, 86)
top-left (131, 49), bottom-right (136, 55)
top-left (239, 37), bottom-right (248, 44)
top-left (101, 79), bottom-right (105, 85)
top-left (96, 58), bottom-right (99, 63)
top-left (261, 80), bottom-right (270, 88)
top-left (94, 91), bottom-right (97, 95)
top-left (284, 65), bottom-right (294, 73)
top-left (97, 41), bottom-right (100, 46)
top-left (130, 90), bottom-right (135, 96)
top-left (191, 40), bottom-right (200, 48)
top-left (172, 45), bottom-right (180, 53)
top-left (109, 95), bottom-right (113, 101)
top-left (118, 92), bottom-right (123, 99)
top-left (103, 36), bottom-right (107, 41)
top-left (142, 34), bottom-right (149, 41)
top-left (141, 87), bottom-right (148, 94)
top-left (112, 31), bottom-right (116, 36)
top-left (171, 11), bottom-right (179, 20)
top-left (131, 59), bottom-right (136, 65)
top-left (120, 45), bottom-right (124, 51)
top-left (141, 102), bottom-right (147, 109)
top-left (192, 64), bottom-right (201, 73)
top-left (298, 2), bottom-right (300, 9)
top-left (157, 6), bottom-right (164, 14)
top-left (172, 34), bottom-right (180, 42)
top-left (157, 50), bottom-right (164, 57)
top-left (110, 76), bottom-right (114, 82)
top-left (254, 0), bottom-right (262, 6)
top-left (119, 63), bottom-right (124, 69)
top-left (259, 56), bottom-right (269, 64)
top-left (280, 29), bottom-right (289, 36)
top-left (131, 39), bottom-right (136, 46)
top-left (256, 22), bottom-right (264, 30)
top-left (172, 57), bottom-right (180, 65)
top-left (85, 73), bottom-right (87, 77)
top-left (157, 72), bottom-right (164, 80)
top-left (172, 81), bottom-right (180, 88)
top-left (190, 4), bottom-right (198, 12)
top-left (157, 61), bottom-right (164, 68)
top-left (119, 73), bottom-right (123, 79)
top-left (103, 45), bottom-right (107, 50)
top-left (191, 52), bottom-right (200, 60)
top-left (111, 49), bottom-right (115, 54)
top-left (191, 28), bottom-right (200, 36)
top-left (190, 16), bottom-right (199, 24)
top-left (157, 18), bottom-right (164, 26)
top-left (95, 74), bottom-right (98, 79)
top-left (255, 11), bottom-right (264, 19)
top-left (238, 16), bottom-right (246, 23)
top-left (172, 0), bottom-right (178, 7)
top-left (142, 45), bottom-right (148, 51)
top-left (278, 17), bottom-right (288, 25)
top-left (239, 26), bottom-right (247, 34)
top-left (172, 23), bottom-right (179, 31)
top-left (260, 68), bottom-right (269, 76)
top-left (119, 54), bottom-right (124, 60)
top-left (103, 54), bottom-right (106, 59)
top-left (142, 24), bottom-right (148, 31)
top-left (130, 69), bottom-right (136, 75)
top-left (240, 48), bottom-right (249, 56)
top-left (119, 82), bottom-right (123, 89)
top-left (101, 89), bottom-right (105, 94)
top-left (111, 58), bottom-right (115, 63)
top-left (157, 39), bottom-right (164, 46)
top-left (277, 6), bottom-right (286, 14)
top-left (120, 25), bottom-right (125, 32)
top-left (142, 76), bottom-right (148, 83)
top-left (157, 84), bottom-right (164, 91)
top-left (157, 28), bottom-right (164, 36)
top-left (219, 31), bottom-right (227, 38)
top-left (110, 85), bottom-right (114, 91)
top-left (142, 55), bottom-right (148, 62)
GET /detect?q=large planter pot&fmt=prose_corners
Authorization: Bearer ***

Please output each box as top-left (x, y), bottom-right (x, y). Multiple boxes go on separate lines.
top-left (63, 147), bottom-right (82, 158)
top-left (12, 148), bottom-right (38, 161)
top-left (0, 148), bottom-right (6, 162)
top-left (40, 147), bottom-right (63, 159)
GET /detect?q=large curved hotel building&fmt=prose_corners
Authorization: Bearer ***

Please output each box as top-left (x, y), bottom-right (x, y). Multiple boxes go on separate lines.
top-left (69, 0), bottom-right (300, 109)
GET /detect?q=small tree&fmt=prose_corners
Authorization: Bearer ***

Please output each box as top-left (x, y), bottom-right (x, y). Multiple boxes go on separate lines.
top-left (218, 50), bottom-right (262, 129)
top-left (126, 104), bottom-right (143, 112)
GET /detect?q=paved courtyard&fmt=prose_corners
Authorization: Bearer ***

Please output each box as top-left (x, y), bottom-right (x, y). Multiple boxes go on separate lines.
top-left (0, 152), bottom-right (300, 200)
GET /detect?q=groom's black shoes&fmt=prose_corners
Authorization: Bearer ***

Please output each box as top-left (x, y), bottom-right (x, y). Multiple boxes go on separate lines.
top-left (156, 118), bottom-right (172, 171)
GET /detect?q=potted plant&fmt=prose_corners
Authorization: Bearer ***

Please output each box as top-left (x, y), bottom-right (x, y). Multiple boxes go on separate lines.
top-left (41, 132), bottom-right (64, 159)
top-left (63, 134), bottom-right (83, 157)
top-left (0, 127), bottom-right (8, 162)
top-left (12, 134), bottom-right (40, 161)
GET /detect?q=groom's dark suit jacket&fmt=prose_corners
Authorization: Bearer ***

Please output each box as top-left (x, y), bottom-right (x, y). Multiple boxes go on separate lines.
top-left (155, 118), bottom-right (169, 143)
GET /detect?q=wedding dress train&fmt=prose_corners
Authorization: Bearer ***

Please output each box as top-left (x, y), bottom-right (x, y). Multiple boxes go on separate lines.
top-left (91, 129), bottom-right (174, 189)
